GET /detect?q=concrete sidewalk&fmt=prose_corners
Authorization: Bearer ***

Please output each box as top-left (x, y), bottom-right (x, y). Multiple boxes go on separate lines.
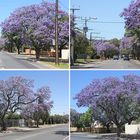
top-left (131, 59), bottom-right (140, 65)
top-left (71, 132), bottom-right (139, 140)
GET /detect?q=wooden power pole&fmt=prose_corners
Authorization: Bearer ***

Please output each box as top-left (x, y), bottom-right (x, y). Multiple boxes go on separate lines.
top-left (70, 8), bottom-right (80, 66)
top-left (55, 0), bottom-right (59, 65)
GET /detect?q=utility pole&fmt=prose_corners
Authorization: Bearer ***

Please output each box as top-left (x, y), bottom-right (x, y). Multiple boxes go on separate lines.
top-left (55, 0), bottom-right (59, 65)
top-left (70, 7), bottom-right (80, 66)
top-left (90, 32), bottom-right (100, 46)
top-left (81, 17), bottom-right (97, 39)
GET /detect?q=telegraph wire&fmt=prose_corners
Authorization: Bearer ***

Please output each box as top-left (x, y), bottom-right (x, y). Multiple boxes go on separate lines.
top-left (75, 20), bottom-right (124, 24)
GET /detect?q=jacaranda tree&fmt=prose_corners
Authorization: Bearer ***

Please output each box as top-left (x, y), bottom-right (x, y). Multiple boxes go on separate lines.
top-left (120, 36), bottom-right (134, 55)
top-left (121, 0), bottom-right (140, 31)
top-left (21, 86), bottom-right (53, 127)
top-left (121, 0), bottom-right (140, 59)
top-left (75, 75), bottom-right (140, 137)
top-left (92, 106), bottom-right (112, 133)
top-left (1, 2), bottom-right (69, 60)
top-left (0, 76), bottom-right (53, 131)
top-left (94, 41), bottom-right (119, 59)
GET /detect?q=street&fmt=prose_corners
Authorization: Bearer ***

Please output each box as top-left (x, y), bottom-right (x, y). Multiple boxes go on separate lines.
top-left (71, 59), bottom-right (140, 69)
top-left (0, 51), bottom-right (50, 69)
top-left (71, 133), bottom-right (114, 140)
top-left (0, 125), bottom-right (69, 140)
top-left (71, 133), bottom-right (94, 140)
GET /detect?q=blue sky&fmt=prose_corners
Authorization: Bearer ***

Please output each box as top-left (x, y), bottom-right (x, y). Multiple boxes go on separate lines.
top-left (71, 0), bottom-right (132, 40)
top-left (0, 0), bottom-right (69, 33)
top-left (0, 0), bottom-right (132, 40)
top-left (0, 70), bottom-right (69, 115)
top-left (71, 70), bottom-right (140, 113)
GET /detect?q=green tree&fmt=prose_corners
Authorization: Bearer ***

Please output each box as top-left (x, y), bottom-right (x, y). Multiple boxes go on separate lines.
top-left (109, 38), bottom-right (120, 48)
top-left (79, 108), bottom-right (93, 128)
top-left (74, 32), bottom-right (94, 61)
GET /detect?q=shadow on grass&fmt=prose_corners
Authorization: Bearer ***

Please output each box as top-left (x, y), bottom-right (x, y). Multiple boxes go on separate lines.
top-left (71, 66), bottom-right (101, 69)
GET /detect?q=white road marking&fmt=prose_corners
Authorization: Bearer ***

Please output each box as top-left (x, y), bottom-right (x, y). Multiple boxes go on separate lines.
top-left (63, 136), bottom-right (69, 140)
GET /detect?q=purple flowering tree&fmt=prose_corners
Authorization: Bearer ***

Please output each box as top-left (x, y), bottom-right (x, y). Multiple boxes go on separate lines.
top-left (1, 2), bottom-right (69, 60)
top-left (0, 76), bottom-right (34, 131)
top-left (121, 0), bottom-right (140, 31)
top-left (94, 41), bottom-right (119, 59)
top-left (120, 36), bottom-right (133, 49)
top-left (92, 106), bottom-right (112, 133)
top-left (120, 36), bottom-right (134, 55)
top-left (121, 0), bottom-right (140, 59)
top-left (0, 76), bottom-right (53, 131)
top-left (75, 75), bottom-right (140, 137)
top-left (21, 86), bottom-right (53, 127)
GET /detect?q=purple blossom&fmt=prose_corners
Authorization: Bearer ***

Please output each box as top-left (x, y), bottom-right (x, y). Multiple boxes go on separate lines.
top-left (121, 0), bottom-right (140, 29)
top-left (0, 76), bottom-right (53, 130)
top-left (120, 36), bottom-right (134, 49)
top-left (75, 74), bottom-right (140, 136)
top-left (1, 1), bottom-right (69, 59)
top-left (93, 41), bottom-right (119, 55)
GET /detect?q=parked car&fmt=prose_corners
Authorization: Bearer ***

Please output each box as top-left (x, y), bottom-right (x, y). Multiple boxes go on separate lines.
top-left (113, 55), bottom-right (119, 60)
top-left (123, 55), bottom-right (130, 61)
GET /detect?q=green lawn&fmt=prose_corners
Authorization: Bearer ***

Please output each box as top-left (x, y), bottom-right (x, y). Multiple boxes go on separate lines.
top-left (47, 62), bottom-right (69, 69)
top-left (75, 59), bottom-right (98, 64)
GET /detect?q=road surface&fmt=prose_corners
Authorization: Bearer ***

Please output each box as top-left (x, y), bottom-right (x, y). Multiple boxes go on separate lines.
top-left (0, 125), bottom-right (69, 140)
top-left (71, 133), bottom-right (113, 140)
top-left (71, 59), bottom-right (140, 69)
top-left (0, 51), bottom-right (50, 69)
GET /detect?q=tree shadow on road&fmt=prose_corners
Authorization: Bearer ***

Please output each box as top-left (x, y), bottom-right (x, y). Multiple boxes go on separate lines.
top-left (54, 130), bottom-right (69, 136)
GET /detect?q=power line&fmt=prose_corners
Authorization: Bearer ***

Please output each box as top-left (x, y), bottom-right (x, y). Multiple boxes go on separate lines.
top-left (76, 20), bottom-right (124, 24)
top-left (81, 17), bottom-right (97, 38)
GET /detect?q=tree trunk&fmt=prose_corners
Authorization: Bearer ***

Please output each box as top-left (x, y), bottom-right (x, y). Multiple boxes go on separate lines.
top-left (36, 120), bottom-right (39, 128)
top-left (116, 126), bottom-right (121, 137)
top-left (106, 124), bottom-right (111, 133)
top-left (35, 48), bottom-right (40, 61)
top-left (1, 119), bottom-right (7, 131)
top-left (10, 45), bottom-right (13, 53)
top-left (59, 47), bottom-right (62, 58)
top-left (17, 47), bottom-right (20, 54)
top-left (16, 41), bottom-right (21, 54)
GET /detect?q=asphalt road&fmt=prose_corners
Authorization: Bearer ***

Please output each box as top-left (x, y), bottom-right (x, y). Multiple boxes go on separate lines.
top-left (70, 133), bottom-right (112, 140)
top-left (0, 51), bottom-right (49, 69)
top-left (71, 59), bottom-right (140, 69)
top-left (0, 125), bottom-right (69, 140)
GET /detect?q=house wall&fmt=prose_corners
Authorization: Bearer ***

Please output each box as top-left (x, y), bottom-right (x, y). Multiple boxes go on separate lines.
top-left (125, 124), bottom-right (140, 134)
top-left (61, 49), bottom-right (69, 59)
